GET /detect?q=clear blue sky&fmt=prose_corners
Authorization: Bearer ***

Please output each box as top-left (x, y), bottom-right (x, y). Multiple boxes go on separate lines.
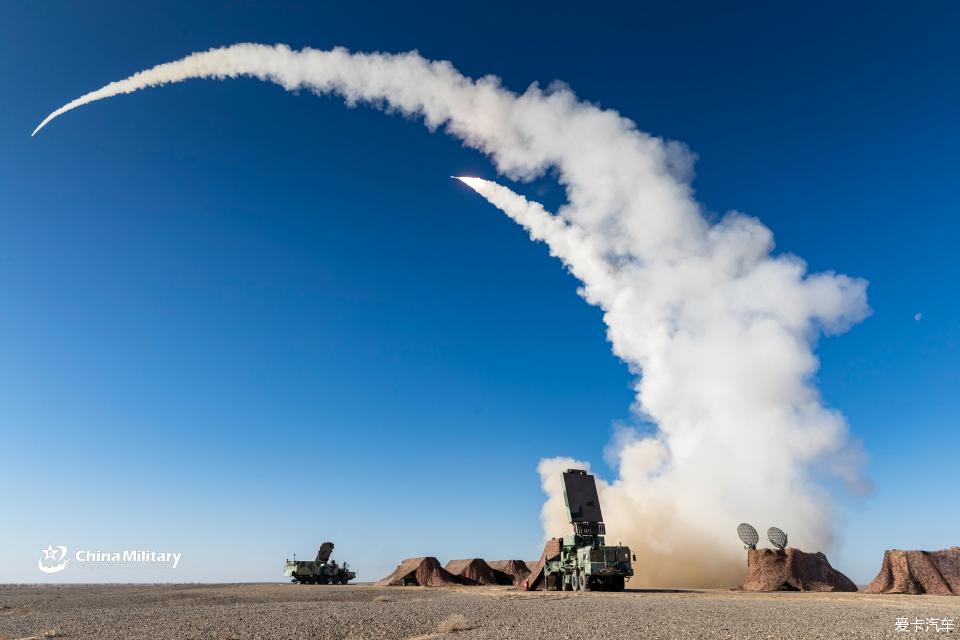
top-left (1, 1), bottom-right (956, 584)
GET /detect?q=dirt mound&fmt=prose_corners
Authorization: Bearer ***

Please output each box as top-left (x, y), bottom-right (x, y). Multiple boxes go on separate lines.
top-left (527, 538), bottom-right (563, 590)
top-left (488, 560), bottom-right (533, 586)
top-left (376, 557), bottom-right (467, 587)
top-left (444, 559), bottom-right (510, 585)
top-left (737, 548), bottom-right (857, 592)
top-left (863, 547), bottom-right (960, 595)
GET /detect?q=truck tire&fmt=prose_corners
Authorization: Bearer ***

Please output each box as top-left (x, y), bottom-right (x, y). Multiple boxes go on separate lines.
top-left (570, 572), bottom-right (580, 591)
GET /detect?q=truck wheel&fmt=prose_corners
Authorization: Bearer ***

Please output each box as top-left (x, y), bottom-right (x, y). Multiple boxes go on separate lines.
top-left (570, 573), bottom-right (580, 591)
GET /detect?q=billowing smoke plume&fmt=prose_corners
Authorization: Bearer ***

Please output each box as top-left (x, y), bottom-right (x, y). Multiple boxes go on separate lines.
top-left (35, 44), bottom-right (870, 587)
top-left (456, 177), bottom-right (868, 585)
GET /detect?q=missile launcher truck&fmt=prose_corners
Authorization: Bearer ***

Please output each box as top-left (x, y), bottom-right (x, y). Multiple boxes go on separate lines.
top-left (543, 469), bottom-right (635, 591)
top-left (284, 542), bottom-right (356, 585)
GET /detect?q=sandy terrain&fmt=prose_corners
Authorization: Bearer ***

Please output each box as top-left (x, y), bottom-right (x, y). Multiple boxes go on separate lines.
top-left (1, 583), bottom-right (958, 640)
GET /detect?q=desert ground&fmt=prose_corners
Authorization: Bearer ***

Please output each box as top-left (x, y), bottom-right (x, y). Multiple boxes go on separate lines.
top-left (1, 583), bottom-right (958, 640)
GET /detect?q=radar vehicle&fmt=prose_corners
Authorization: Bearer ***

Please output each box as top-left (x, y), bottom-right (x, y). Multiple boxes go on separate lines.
top-left (543, 469), bottom-right (635, 591)
top-left (284, 542), bottom-right (356, 584)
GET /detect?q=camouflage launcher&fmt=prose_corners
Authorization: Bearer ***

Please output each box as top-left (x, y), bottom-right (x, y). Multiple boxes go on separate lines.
top-left (542, 469), bottom-right (635, 591)
top-left (284, 542), bottom-right (356, 585)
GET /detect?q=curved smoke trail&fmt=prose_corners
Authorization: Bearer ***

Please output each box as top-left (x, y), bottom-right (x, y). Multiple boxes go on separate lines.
top-left (35, 44), bottom-right (870, 586)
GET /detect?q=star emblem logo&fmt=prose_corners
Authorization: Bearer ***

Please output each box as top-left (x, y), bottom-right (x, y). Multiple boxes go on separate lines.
top-left (38, 545), bottom-right (69, 573)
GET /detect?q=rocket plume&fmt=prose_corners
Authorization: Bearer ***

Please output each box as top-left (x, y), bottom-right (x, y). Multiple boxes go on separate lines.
top-left (37, 44), bottom-right (870, 587)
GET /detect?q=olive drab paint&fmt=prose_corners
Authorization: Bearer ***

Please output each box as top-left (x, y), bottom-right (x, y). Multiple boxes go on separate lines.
top-left (543, 469), bottom-right (635, 591)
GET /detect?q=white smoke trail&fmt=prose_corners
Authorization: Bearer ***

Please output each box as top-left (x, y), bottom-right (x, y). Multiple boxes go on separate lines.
top-left (35, 44), bottom-right (870, 586)
top-left (456, 177), bottom-right (869, 585)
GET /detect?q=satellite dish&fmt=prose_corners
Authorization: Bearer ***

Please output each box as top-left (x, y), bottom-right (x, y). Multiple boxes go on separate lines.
top-left (767, 526), bottom-right (788, 550)
top-left (737, 523), bottom-right (759, 549)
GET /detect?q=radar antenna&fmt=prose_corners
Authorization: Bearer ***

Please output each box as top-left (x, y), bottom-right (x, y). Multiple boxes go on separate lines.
top-left (767, 526), bottom-right (788, 550)
top-left (736, 523), bottom-right (759, 550)
top-left (562, 469), bottom-right (606, 537)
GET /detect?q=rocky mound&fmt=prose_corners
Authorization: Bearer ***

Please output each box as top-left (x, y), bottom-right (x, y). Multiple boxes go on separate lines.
top-left (488, 560), bottom-right (534, 586)
top-left (863, 547), bottom-right (960, 595)
top-left (444, 558), bottom-right (510, 585)
top-left (377, 557), bottom-right (467, 587)
top-left (527, 538), bottom-right (563, 590)
top-left (738, 548), bottom-right (857, 592)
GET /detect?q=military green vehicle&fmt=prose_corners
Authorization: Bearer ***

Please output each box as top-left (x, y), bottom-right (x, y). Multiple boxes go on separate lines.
top-left (284, 542), bottom-right (356, 585)
top-left (543, 469), bottom-right (635, 591)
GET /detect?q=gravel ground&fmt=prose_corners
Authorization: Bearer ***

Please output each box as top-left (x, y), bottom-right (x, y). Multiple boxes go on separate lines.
top-left (1, 583), bottom-right (958, 640)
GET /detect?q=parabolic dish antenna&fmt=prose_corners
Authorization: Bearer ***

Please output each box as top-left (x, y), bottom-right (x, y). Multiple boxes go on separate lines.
top-left (767, 526), bottom-right (788, 550)
top-left (736, 523), bottom-right (759, 549)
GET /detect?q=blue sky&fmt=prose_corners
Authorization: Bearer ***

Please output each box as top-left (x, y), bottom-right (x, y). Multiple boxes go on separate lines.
top-left (1, 1), bottom-right (957, 584)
